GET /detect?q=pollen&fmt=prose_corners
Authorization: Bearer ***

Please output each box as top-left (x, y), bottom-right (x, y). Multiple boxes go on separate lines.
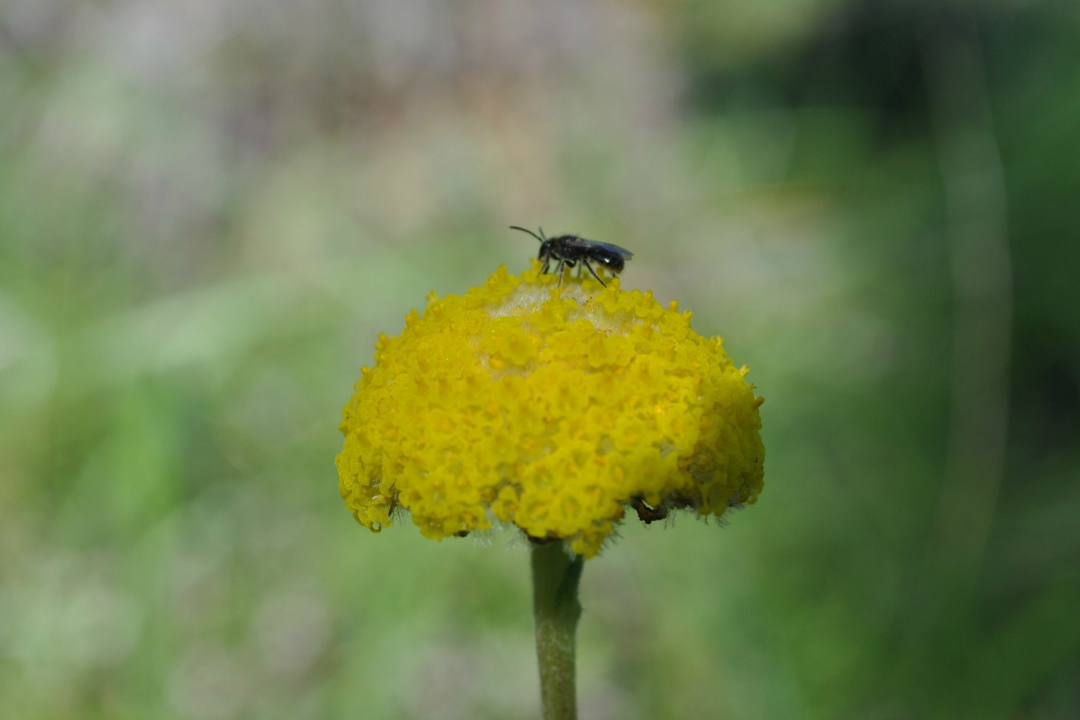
top-left (336, 261), bottom-right (764, 558)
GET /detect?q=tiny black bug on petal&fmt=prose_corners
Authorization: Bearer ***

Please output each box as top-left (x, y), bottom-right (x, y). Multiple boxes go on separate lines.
top-left (510, 226), bottom-right (633, 286)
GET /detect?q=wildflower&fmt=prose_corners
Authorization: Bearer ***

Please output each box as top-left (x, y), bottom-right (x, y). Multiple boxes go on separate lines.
top-left (336, 261), bottom-right (764, 558)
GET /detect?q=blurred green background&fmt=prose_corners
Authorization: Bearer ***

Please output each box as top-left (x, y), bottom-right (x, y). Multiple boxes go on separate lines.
top-left (2, 1), bottom-right (1078, 718)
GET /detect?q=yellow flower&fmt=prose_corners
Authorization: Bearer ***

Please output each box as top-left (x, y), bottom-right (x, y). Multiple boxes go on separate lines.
top-left (336, 262), bottom-right (764, 558)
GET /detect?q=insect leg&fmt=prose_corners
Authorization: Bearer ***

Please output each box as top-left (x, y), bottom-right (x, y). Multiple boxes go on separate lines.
top-left (581, 259), bottom-right (607, 287)
top-left (563, 258), bottom-right (579, 286)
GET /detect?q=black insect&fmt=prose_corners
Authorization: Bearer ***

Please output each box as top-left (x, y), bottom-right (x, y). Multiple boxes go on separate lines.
top-left (509, 226), bottom-right (633, 286)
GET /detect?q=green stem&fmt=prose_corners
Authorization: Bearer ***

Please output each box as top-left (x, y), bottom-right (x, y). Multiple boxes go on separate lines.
top-left (530, 541), bottom-right (584, 720)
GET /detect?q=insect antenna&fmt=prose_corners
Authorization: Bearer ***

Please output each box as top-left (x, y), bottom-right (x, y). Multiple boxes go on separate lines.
top-left (509, 225), bottom-right (545, 243)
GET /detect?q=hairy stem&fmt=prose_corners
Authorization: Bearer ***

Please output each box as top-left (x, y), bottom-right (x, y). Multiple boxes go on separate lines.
top-left (531, 541), bottom-right (584, 720)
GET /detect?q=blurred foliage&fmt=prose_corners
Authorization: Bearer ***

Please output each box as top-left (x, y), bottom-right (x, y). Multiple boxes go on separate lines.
top-left (1, 0), bottom-right (1079, 718)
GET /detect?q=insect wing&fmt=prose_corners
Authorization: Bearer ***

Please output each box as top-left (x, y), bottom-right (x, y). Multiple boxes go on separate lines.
top-left (564, 236), bottom-right (634, 258)
top-left (598, 241), bottom-right (633, 258)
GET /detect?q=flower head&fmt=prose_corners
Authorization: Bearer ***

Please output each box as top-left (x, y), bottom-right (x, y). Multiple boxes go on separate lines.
top-left (336, 262), bottom-right (764, 557)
